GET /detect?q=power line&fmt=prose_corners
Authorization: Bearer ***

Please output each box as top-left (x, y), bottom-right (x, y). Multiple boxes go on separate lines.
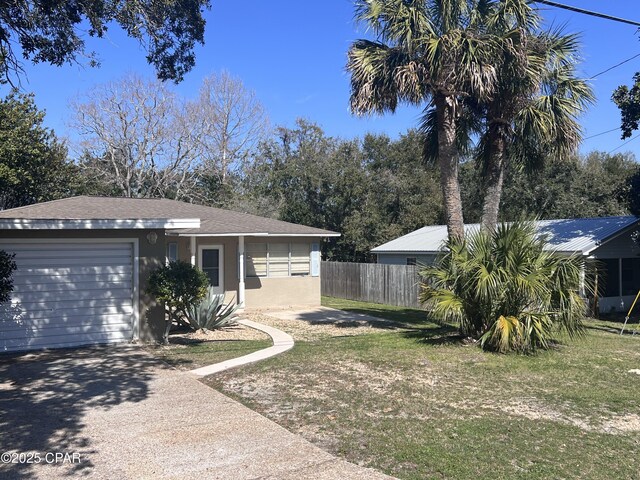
top-left (533, 1), bottom-right (640, 28)
top-left (584, 128), bottom-right (619, 140)
top-left (608, 133), bottom-right (640, 154)
top-left (589, 53), bottom-right (640, 80)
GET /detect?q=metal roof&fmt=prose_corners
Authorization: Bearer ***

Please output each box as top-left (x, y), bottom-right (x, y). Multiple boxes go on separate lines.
top-left (371, 216), bottom-right (640, 255)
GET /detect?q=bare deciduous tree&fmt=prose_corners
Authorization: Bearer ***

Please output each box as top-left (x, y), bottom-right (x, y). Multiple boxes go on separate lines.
top-left (190, 71), bottom-right (269, 185)
top-left (71, 72), bottom-right (268, 203)
top-left (71, 74), bottom-right (202, 199)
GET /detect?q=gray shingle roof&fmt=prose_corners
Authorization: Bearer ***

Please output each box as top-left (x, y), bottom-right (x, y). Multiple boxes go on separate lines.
top-left (371, 216), bottom-right (640, 255)
top-left (0, 196), bottom-right (339, 237)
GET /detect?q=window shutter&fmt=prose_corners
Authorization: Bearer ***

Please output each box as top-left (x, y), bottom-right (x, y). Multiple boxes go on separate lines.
top-left (269, 243), bottom-right (289, 277)
top-left (246, 243), bottom-right (267, 277)
top-left (291, 243), bottom-right (311, 275)
top-left (311, 243), bottom-right (320, 277)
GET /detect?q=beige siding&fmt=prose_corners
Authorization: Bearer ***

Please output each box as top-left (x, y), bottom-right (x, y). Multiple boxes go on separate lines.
top-left (245, 276), bottom-right (320, 307)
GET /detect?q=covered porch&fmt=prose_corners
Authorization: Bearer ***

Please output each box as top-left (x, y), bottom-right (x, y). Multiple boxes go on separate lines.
top-left (164, 234), bottom-right (324, 309)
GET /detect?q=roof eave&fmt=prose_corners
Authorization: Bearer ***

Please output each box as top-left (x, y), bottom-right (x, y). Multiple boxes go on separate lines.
top-left (167, 231), bottom-right (341, 237)
top-left (0, 218), bottom-right (201, 230)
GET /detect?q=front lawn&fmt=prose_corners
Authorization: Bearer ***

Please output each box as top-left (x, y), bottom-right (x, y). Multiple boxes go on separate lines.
top-left (147, 325), bottom-right (271, 370)
top-left (204, 297), bottom-right (640, 480)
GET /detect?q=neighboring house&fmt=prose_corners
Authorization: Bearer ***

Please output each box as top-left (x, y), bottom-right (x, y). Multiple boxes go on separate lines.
top-left (0, 196), bottom-right (339, 352)
top-left (372, 216), bottom-right (640, 313)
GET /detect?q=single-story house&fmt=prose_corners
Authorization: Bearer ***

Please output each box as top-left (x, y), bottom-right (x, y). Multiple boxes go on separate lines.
top-left (0, 196), bottom-right (339, 352)
top-left (372, 216), bottom-right (640, 313)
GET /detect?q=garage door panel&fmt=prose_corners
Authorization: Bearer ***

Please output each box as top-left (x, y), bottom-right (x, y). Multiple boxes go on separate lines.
top-left (15, 256), bottom-right (132, 267)
top-left (13, 288), bottom-right (133, 305)
top-left (0, 241), bottom-right (136, 352)
top-left (1, 304), bottom-right (134, 320)
top-left (1, 320), bottom-right (133, 337)
top-left (13, 273), bottom-right (131, 286)
top-left (12, 248), bottom-right (132, 259)
top-left (11, 280), bottom-right (132, 294)
top-left (0, 243), bottom-right (133, 251)
top-left (0, 311), bottom-right (134, 330)
top-left (5, 297), bottom-right (133, 313)
top-left (0, 329), bottom-right (133, 350)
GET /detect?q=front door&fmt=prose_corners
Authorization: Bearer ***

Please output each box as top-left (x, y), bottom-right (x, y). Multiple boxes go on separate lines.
top-left (198, 245), bottom-right (224, 295)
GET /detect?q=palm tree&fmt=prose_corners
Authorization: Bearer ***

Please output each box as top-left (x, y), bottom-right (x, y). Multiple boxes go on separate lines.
top-left (476, 12), bottom-right (594, 229)
top-left (419, 221), bottom-right (587, 353)
top-left (347, 0), bottom-right (499, 240)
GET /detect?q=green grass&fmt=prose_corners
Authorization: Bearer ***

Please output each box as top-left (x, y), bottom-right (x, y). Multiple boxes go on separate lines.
top-left (148, 339), bottom-right (272, 370)
top-left (203, 297), bottom-right (640, 480)
top-left (322, 296), bottom-right (434, 327)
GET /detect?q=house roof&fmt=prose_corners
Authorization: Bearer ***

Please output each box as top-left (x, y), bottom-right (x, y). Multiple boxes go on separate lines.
top-left (371, 216), bottom-right (640, 256)
top-left (0, 196), bottom-right (340, 237)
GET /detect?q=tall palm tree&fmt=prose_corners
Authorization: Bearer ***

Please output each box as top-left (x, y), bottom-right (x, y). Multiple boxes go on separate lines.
top-left (347, 0), bottom-right (499, 240)
top-left (476, 9), bottom-right (594, 229)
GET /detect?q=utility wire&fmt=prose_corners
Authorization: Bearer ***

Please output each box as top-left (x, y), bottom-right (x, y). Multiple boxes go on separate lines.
top-left (584, 128), bottom-right (619, 140)
top-left (608, 133), bottom-right (640, 154)
top-left (589, 53), bottom-right (640, 79)
top-left (533, 1), bottom-right (640, 28)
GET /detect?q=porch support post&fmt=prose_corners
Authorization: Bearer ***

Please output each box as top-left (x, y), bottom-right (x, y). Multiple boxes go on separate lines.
top-left (579, 262), bottom-right (586, 297)
top-left (190, 236), bottom-right (196, 266)
top-left (238, 235), bottom-right (245, 307)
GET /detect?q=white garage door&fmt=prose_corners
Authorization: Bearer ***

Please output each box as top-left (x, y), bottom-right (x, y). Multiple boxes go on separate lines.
top-left (0, 241), bottom-right (136, 352)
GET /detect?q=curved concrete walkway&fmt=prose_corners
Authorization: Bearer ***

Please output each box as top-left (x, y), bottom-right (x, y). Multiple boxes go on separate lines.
top-left (189, 318), bottom-right (294, 376)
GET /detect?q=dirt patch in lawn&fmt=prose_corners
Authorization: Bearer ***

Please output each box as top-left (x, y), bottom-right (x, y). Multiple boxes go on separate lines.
top-left (166, 323), bottom-right (269, 346)
top-left (246, 311), bottom-right (406, 342)
top-left (218, 354), bottom-right (640, 438)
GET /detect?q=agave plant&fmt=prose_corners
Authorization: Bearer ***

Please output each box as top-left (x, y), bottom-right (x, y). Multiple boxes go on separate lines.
top-left (186, 287), bottom-right (238, 331)
top-left (420, 221), bottom-right (588, 353)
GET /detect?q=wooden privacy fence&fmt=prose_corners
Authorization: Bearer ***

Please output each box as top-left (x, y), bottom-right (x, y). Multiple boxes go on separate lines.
top-left (321, 261), bottom-right (422, 308)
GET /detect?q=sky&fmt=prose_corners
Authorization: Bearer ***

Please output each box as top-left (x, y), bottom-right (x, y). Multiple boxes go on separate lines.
top-left (4, 0), bottom-right (640, 158)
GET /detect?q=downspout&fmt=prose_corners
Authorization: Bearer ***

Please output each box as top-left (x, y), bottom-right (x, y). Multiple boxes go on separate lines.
top-left (238, 235), bottom-right (246, 308)
top-left (190, 236), bottom-right (196, 266)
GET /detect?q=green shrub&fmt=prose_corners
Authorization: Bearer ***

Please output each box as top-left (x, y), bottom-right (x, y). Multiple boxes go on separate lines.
top-left (0, 250), bottom-right (17, 304)
top-left (147, 261), bottom-right (209, 344)
top-left (186, 287), bottom-right (238, 331)
top-left (420, 222), bottom-right (587, 353)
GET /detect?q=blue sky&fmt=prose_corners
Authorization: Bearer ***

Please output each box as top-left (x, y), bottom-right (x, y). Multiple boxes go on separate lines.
top-left (4, 0), bottom-right (640, 158)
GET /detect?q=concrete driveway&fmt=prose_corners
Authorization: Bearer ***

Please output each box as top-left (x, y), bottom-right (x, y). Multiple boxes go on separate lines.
top-left (0, 346), bottom-right (393, 480)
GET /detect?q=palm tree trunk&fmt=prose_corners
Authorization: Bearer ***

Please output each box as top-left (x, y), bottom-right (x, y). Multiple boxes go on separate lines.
top-left (435, 94), bottom-right (465, 240)
top-left (480, 125), bottom-right (507, 231)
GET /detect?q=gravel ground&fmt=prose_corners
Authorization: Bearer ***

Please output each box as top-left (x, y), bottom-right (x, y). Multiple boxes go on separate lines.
top-left (166, 323), bottom-right (270, 345)
top-left (245, 308), bottom-right (405, 342)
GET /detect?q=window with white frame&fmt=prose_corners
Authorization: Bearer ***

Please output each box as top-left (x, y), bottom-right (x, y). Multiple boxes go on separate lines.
top-left (246, 242), bottom-right (311, 278)
top-left (166, 242), bottom-right (178, 263)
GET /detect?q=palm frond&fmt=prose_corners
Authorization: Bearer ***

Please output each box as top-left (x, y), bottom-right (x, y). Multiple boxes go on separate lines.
top-left (420, 221), bottom-right (587, 353)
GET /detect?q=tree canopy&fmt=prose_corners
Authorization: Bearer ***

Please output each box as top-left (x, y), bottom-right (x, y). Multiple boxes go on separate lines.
top-left (0, 90), bottom-right (74, 209)
top-left (613, 72), bottom-right (640, 139)
top-left (0, 0), bottom-right (210, 84)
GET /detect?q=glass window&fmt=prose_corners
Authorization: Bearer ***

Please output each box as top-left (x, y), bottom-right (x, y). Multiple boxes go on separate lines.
top-left (166, 242), bottom-right (178, 263)
top-left (246, 243), bottom-right (267, 277)
top-left (291, 243), bottom-right (311, 275)
top-left (622, 258), bottom-right (640, 296)
top-left (599, 259), bottom-right (620, 298)
top-left (202, 249), bottom-right (220, 287)
top-left (245, 242), bottom-right (312, 278)
top-left (269, 243), bottom-right (290, 277)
